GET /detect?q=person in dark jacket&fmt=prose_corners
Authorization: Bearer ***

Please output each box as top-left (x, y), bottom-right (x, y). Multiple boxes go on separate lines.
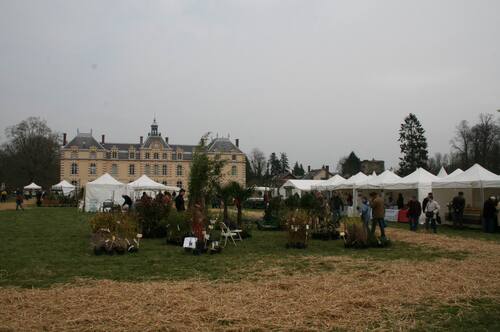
top-left (451, 192), bottom-right (466, 229)
top-left (483, 196), bottom-right (498, 233)
top-left (397, 193), bottom-right (405, 210)
top-left (407, 195), bottom-right (422, 231)
top-left (175, 189), bottom-right (186, 212)
top-left (122, 195), bottom-right (133, 209)
top-left (330, 192), bottom-right (344, 224)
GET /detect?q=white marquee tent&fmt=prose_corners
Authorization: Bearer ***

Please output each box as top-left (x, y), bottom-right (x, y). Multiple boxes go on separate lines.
top-left (357, 170), bottom-right (401, 190)
top-left (84, 173), bottom-right (128, 212)
top-left (384, 167), bottom-right (439, 204)
top-left (51, 180), bottom-right (76, 196)
top-left (24, 182), bottom-right (42, 190)
top-left (432, 164), bottom-right (500, 209)
top-left (127, 175), bottom-right (178, 198)
top-left (332, 172), bottom-right (369, 190)
top-left (311, 174), bottom-right (346, 191)
top-left (280, 180), bottom-right (325, 197)
top-left (437, 167), bottom-right (448, 178)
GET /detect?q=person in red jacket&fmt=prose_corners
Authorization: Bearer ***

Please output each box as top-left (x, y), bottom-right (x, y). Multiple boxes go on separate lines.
top-left (407, 196), bottom-right (422, 231)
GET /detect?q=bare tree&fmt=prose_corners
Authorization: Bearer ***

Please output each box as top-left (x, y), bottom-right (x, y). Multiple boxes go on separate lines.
top-left (451, 120), bottom-right (472, 168)
top-left (249, 148), bottom-right (266, 178)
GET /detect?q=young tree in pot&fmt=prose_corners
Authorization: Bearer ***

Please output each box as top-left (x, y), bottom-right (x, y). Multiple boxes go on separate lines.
top-left (216, 182), bottom-right (234, 224)
top-left (229, 182), bottom-right (254, 228)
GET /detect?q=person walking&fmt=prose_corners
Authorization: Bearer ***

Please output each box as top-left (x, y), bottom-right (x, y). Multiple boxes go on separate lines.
top-left (175, 189), bottom-right (186, 212)
top-left (370, 192), bottom-right (386, 239)
top-left (15, 189), bottom-right (24, 211)
top-left (1, 190), bottom-right (7, 203)
top-left (451, 192), bottom-right (466, 229)
top-left (359, 196), bottom-right (371, 233)
top-left (407, 195), bottom-right (422, 232)
top-left (424, 193), bottom-right (440, 233)
top-left (483, 196), bottom-right (498, 233)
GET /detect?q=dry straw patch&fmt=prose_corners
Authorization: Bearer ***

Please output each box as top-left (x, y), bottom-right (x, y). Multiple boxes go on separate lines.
top-left (1, 228), bottom-right (500, 331)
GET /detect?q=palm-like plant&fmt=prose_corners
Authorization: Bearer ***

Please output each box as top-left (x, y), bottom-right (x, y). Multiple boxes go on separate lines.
top-left (229, 182), bottom-right (254, 227)
top-left (216, 183), bottom-right (234, 223)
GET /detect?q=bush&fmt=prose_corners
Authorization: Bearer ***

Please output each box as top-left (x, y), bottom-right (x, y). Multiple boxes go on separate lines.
top-left (165, 210), bottom-right (192, 245)
top-left (89, 212), bottom-right (140, 255)
top-left (135, 200), bottom-right (171, 238)
top-left (343, 217), bottom-right (391, 249)
top-left (285, 209), bottom-right (311, 249)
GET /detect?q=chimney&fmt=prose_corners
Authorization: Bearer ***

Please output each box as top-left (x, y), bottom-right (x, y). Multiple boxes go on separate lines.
top-left (101, 134), bottom-right (105, 144)
top-left (140, 136), bottom-right (143, 145)
top-left (166, 137), bottom-right (169, 144)
top-left (235, 138), bottom-right (239, 148)
top-left (63, 133), bottom-right (67, 146)
top-left (326, 165), bottom-right (330, 173)
top-left (308, 165), bottom-right (311, 173)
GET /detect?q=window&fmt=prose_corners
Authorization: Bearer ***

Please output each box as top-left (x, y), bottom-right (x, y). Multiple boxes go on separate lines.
top-left (176, 181), bottom-right (183, 189)
top-left (89, 163), bottom-right (96, 175)
top-left (177, 152), bottom-right (183, 160)
top-left (112, 150), bottom-right (118, 159)
top-left (111, 164), bottom-right (118, 175)
top-left (129, 152), bottom-right (135, 159)
top-left (71, 180), bottom-right (78, 187)
top-left (232, 154), bottom-right (237, 161)
top-left (154, 164), bottom-right (159, 176)
top-left (90, 151), bottom-right (97, 159)
top-left (162, 153), bottom-right (167, 160)
top-left (71, 162), bottom-right (78, 175)
top-left (176, 165), bottom-right (183, 176)
top-left (232, 165), bottom-right (237, 176)
top-left (129, 164), bottom-right (135, 175)
top-left (162, 181), bottom-right (167, 185)
top-left (162, 164), bottom-right (168, 175)
top-left (171, 152), bottom-right (177, 160)
top-left (145, 164), bottom-right (150, 175)
top-left (153, 152), bottom-right (159, 160)
top-left (145, 152), bottom-right (150, 159)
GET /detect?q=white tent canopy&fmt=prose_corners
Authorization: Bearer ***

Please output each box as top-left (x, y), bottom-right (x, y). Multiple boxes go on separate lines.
top-left (432, 164), bottom-right (500, 189)
top-left (84, 173), bottom-right (128, 212)
top-left (127, 175), bottom-right (170, 191)
top-left (24, 182), bottom-right (42, 190)
top-left (437, 167), bottom-right (448, 178)
top-left (385, 168), bottom-right (438, 190)
top-left (52, 180), bottom-right (76, 196)
top-left (443, 168), bottom-right (464, 180)
top-left (333, 172), bottom-right (369, 190)
top-left (357, 170), bottom-right (402, 190)
top-left (312, 174), bottom-right (346, 191)
top-left (280, 179), bottom-right (324, 197)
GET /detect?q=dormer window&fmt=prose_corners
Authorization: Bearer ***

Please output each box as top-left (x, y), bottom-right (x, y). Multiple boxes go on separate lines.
top-left (145, 152), bottom-right (150, 159)
top-left (129, 152), bottom-right (135, 159)
top-left (112, 151), bottom-right (117, 159)
top-left (177, 152), bottom-right (183, 160)
top-left (171, 152), bottom-right (177, 161)
top-left (232, 155), bottom-right (237, 161)
top-left (162, 153), bottom-right (167, 160)
top-left (154, 152), bottom-right (159, 160)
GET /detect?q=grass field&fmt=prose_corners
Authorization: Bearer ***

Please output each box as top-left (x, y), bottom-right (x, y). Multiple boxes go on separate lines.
top-left (1, 207), bottom-right (500, 331)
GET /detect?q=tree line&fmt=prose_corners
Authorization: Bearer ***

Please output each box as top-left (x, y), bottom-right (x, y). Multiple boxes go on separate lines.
top-left (246, 149), bottom-right (307, 186)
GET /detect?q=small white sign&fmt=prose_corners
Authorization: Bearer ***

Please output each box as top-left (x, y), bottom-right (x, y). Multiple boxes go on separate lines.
top-left (183, 237), bottom-right (197, 249)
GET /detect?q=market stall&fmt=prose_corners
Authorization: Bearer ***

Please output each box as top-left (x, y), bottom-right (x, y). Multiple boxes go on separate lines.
top-left (127, 175), bottom-right (177, 199)
top-left (51, 180), bottom-right (76, 196)
top-left (84, 173), bottom-right (129, 212)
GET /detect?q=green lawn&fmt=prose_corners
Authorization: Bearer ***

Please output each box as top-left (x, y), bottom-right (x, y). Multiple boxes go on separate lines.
top-left (0, 207), bottom-right (468, 288)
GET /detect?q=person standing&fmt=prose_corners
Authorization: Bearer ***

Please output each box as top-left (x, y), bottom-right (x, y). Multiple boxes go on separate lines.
top-left (370, 192), bottom-right (386, 239)
top-left (15, 189), bottom-right (24, 211)
top-left (0, 190), bottom-right (7, 203)
top-left (483, 196), bottom-right (498, 233)
top-left (407, 195), bottom-right (422, 232)
top-left (451, 192), bottom-right (466, 229)
top-left (424, 193), bottom-right (440, 233)
top-left (175, 189), bottom-right (186, 212)
top-left (397, 193), bottom-right (405, 210)
top-left (330, 192), bottom-right (344, 224)
top-left (359, 196), bottom-right (371, 233)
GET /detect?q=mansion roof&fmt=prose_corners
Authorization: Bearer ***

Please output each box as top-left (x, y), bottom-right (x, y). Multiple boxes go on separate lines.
top-left (63, 121), bottom-right (242, 160)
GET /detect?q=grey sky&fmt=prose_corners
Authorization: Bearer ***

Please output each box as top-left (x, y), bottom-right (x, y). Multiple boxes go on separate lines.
top-left (1, 0), bottom-right (499, 169)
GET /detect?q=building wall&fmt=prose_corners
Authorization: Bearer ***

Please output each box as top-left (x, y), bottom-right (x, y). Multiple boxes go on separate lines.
top-left (61, 145), bottom-right (246, 189)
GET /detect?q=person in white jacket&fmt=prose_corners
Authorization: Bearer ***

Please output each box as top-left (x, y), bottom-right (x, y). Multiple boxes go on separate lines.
top-left (424, 193), bottom-right (440, 233)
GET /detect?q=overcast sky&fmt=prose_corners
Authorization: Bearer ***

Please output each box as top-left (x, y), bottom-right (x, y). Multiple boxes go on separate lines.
top-left (1, 0), bottom-right (499, 169)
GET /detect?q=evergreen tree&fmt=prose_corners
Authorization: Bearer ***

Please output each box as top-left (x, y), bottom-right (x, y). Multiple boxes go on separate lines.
top-left (398, 113), bottom-right (429, 176)
top-left (279, 152), bottom-right (289, 174)
top-left (292, 161), bottom-right (301, 176)
top-left (340, 152), bottom-right (361, 177)
top-left (299, 164), bottom-right (305, 176)
top-left (269, 152), bottom-right (281, 176)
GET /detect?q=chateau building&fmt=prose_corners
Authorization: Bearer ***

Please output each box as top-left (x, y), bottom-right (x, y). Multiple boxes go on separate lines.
top-left (60, 120), bottom-right (246, 189)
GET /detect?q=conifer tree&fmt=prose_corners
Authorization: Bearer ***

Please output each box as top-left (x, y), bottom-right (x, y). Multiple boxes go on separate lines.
top-left (398, 113), bottom-right (429, 176)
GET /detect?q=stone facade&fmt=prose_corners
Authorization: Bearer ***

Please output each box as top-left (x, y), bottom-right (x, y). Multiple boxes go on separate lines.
top-left (60, 120), bottom-right (246, 189)
top-left (361, 159), bottom-right (385, 175)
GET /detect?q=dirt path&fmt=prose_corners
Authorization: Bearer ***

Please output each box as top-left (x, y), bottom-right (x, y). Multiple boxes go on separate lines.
top-left (1, 228), bottom-right (499, 331)
top-left (0, 199), bottom-right (35, 211)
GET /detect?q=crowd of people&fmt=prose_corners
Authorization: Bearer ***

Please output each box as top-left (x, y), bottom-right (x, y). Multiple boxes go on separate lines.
top-left (122, 189), bottom-right (187, 212)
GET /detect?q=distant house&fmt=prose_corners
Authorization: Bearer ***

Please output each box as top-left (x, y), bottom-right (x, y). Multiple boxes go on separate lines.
top-left (361, 159), bottom-right (385, 175)
top-left (302, 166), bottom-right (333, 180)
